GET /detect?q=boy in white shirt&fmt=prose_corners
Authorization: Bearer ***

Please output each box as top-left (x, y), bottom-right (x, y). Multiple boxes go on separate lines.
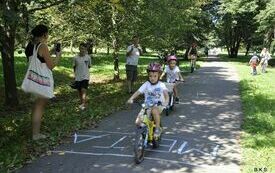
top-left (73, 43), bottom-right (91, 110)
top-left (160, 55), bottom-right (184, 103)
top-left (127, 62), bottom-right (169, 137)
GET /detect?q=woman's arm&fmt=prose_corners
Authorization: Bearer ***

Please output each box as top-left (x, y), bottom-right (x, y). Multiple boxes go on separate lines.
top-left (39, 44), bottom-right (61, 70)
top-left (163, 90), bottom-right (169, 106)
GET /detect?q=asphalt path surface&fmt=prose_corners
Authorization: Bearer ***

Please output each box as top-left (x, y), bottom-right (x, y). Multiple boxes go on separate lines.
top-left (18, 56), bottom-right (242, 173)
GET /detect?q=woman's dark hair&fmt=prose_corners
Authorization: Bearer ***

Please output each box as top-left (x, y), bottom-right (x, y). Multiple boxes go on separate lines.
top-left (31, 24), bottom-right (48, 37)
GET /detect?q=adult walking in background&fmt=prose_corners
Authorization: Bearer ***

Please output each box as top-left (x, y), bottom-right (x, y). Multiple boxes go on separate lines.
top-left (259, 47), bottom-right (271, 73)
top-left (125, 36), bottom-right (142, 94)
top-left (23, 24), bottom-right (61, 140)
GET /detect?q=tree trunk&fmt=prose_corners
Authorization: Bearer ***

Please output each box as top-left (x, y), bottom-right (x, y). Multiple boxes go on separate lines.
top-left (111, 4), bottom-right (120, 81)
top-left (1, 29), bottom-right (19, 107)
top-left (112, 38), bottom-right (120, 81)
top-left (245, 43), bottom-right (251, 56)
top-left (184, 47), bottom-right (190, 60)
top-left (107, 46), bottom-right (110, 55)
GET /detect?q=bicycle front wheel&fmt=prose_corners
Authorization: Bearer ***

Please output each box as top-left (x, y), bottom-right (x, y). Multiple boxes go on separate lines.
top-left (134, 128), bottom-right (146, 164)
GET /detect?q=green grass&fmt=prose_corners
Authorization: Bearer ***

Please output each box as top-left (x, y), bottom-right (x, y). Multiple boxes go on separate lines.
top-left (0, 51), bottom-right (192, 172)
top-left (220, 54), bottom-right (275, 173)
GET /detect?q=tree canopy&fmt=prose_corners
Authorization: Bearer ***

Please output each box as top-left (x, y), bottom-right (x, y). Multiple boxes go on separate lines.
top-left (0, 0), bottom-right (274, 106)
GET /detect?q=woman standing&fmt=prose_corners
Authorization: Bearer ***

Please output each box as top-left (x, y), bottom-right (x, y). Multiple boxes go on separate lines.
top-left (24, 24), bottom-right (61, 140)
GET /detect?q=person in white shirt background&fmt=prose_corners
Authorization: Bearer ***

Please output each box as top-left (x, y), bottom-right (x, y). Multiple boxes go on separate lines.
top-left (125, 36), bottom-right (142, 94)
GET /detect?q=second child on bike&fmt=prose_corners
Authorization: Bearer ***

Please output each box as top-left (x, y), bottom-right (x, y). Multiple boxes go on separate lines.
top-left (188, 43), bottom-right (198, 73)
top-left (160, 55), bottom-right (184, 103)
top-left (127, 62), bottom-right (169, 137)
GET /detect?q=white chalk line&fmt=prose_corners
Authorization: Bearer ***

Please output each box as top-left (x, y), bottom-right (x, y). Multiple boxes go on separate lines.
top-left (177, 142), bottom-right (188, 154)
top-left (75, 134), bottom-right (109, 144)
top-left (110, 136), bottom-right (127, 148)
top-left (85, 130), bottom-right (188, 141)
top-left (51, 150), bottom-right (204, 167)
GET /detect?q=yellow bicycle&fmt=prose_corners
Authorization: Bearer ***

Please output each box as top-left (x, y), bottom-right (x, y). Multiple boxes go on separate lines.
top-left (133, 101), bottom-right (162, 164)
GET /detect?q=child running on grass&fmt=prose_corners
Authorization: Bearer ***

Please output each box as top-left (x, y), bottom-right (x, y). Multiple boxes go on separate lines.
top-left (73, 43), bottom-right (91, 110)
top-left (127, 62), bottom-right (169, 137)
top-left (160, 55), bottom-right (184, 103)
top-left (249, 52), bottom-right (259, 75)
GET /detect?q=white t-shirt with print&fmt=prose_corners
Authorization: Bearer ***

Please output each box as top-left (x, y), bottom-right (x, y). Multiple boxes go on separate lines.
top-left (164, 65), bottom-right (180, 83)
top-left (126, 44), bottom-right (140, 66)
top-left (73, 54), bottom-right (91, 81)
top-left (138, 81), bottom-right (167, 106)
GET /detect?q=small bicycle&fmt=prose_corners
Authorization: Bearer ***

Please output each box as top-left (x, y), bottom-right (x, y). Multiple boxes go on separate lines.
top-left (164, 80), bottom-right (184, 116)
top-left (132, 101), bottom-right (162, 164)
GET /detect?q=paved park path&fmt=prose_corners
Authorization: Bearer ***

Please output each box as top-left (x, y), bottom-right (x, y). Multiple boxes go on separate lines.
top-left (18, 55), bottom-right (242, 173)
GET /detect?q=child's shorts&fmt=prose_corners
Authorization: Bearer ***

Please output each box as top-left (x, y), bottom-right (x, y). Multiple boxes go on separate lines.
top-left (75, 80), bottom-right (89, 91)
top-left (136, 106), bottom-right (165, 124)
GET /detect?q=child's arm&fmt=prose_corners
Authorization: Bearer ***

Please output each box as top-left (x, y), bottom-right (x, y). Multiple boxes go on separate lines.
top-left (163, 90), bottom-right (169, 106)
top-left (126, 45), bottom-right (134, 57)
top-left (178, 72), bottom-right (184, 81)
top-left (159, 72), bottom-right (166, 80)
top-left (127, 91), bottom-right (141, 104)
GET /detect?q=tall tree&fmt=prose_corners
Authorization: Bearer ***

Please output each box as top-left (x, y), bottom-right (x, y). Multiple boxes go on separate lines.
top-left (0, 0), bottom-right (67, 107)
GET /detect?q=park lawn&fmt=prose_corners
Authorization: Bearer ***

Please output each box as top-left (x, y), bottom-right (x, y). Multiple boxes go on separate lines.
top-left (221, 55), bottom-right (275, 173)
top-left (0, 52), bottom-right (191, 172)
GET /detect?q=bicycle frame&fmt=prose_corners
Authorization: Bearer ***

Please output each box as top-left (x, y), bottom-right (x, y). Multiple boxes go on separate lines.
top-left (139, 106), bottom-right (156, 146)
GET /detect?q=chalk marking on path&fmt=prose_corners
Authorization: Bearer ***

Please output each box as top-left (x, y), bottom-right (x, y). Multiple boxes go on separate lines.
top-left (92, 146), bottom-right (125, 149)
top-left (145, 149), bottom-right (171, 153)
top-left (51, 150), bottom-right (204, 167)
top-left (110, 136), bottom-right (127, 148)
top-left (168, 140), bottom-right (177, 152)
top-left (86, 130), bottom-right (135, 135)
top-left (177, 142), bottom-right (188, 154)
top-left (211, 145), bottom-right (220, 159)
top-left (74, 134), bottom-right (109, 144)
top-left (180, 148), bottom-right (211, 156)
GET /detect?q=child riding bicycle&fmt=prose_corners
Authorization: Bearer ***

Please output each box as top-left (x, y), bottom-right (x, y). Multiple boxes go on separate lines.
top-left (127, 62), bottom-right (169, 137)
top-left (160, 55), bottom-right (184, 103)
top-left (188, 43), bottom-right (198, 73)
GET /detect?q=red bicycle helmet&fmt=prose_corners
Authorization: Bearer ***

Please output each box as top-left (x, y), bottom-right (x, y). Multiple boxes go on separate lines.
top-left (147, 62), bottom-right (162, 72)
top-left (167, 55), bottom-right (177, 62)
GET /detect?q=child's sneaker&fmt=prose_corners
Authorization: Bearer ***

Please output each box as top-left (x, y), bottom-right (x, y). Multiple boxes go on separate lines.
top-left (175, 97), bottom-right (179, 104)
top-left (154, 127), bottom-right (162, 138)
top-left (33, 133), bottom-right (46, 141)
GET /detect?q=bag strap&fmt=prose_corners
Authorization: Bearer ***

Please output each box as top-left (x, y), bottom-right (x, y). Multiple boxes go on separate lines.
top-left (32, 43), bottom-right (43, 56)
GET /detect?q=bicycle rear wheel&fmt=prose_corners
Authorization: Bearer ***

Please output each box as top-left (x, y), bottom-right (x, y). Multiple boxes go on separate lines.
top-left (134, 128), bottom-right (146, 164)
